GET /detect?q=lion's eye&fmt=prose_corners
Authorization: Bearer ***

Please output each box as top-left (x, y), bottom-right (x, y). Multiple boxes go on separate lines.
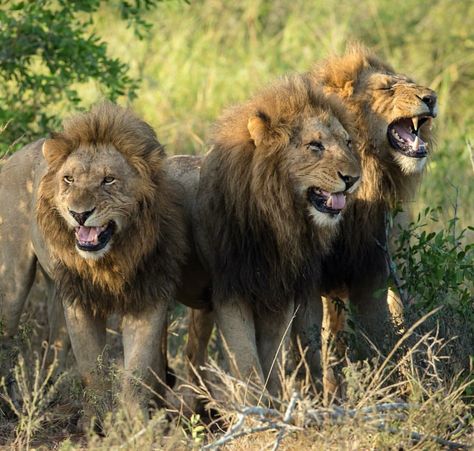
top-left (102, 176), bottom-right (115, 185)
top-left (63, 175), bottom-right (74, 184)
top-left (307, 141), bottom-right (325, 152)
top-left (347, 139), bottom-right (352, 149)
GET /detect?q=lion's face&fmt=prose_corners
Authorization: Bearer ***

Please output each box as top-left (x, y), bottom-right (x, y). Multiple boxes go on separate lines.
top-left (289, 115), bottom-right (360, 227)
top-left (249, 111), bottom-right (361, 228)
top-left (51, 145), bottom-right (143, 260)
top-left (359, 72), bottom-right (437, 174)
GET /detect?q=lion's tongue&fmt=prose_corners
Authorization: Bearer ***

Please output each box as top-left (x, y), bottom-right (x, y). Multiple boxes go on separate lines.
top-left (393, 121), bottom-right (414, 142)
top-left (76, 226), bottom-right (101, 244)
top-left (326, 192), bottom-right (346, 210)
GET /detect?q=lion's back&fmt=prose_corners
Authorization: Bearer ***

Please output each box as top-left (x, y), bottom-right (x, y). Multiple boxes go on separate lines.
top-left (0, 139), bottom-right (46, 225)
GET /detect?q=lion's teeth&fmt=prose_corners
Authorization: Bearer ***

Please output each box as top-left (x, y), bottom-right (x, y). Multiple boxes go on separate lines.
top-left (412, 117), bottom-right (419, 131)
top-left (412, 135), bottom-right (419, 150)
top-left (391, 129), bottom-right (404, 142)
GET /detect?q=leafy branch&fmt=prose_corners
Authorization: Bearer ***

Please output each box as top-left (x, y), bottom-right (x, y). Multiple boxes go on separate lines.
top-left (0, 0), bottom-right (163, 155)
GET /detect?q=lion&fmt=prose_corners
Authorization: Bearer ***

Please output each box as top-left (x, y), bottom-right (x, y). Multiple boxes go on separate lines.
top-left (295, 45), bottom-right (437, 368)
top-left (176, 74), bottom-right (362, 397)
top-left (0, 102), bottom-right (187, 420)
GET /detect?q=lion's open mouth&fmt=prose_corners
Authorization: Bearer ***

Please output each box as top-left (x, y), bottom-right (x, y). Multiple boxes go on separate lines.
top-left (387, 115), bottom-right (432, 158)
top-left (75, 221), bottom-right (115, 252)
top-left (307, 188), bottom-right (346, 215)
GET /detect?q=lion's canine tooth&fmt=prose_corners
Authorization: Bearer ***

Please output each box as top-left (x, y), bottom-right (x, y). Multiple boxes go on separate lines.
top-left (412, 135), bottom-right (419, 150)
top-left (412, 117), bottom-right (418, 131)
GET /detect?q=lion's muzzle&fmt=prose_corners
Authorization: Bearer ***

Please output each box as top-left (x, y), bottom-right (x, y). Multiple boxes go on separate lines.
top-left (338, 172), bottom-right (359, 191)
top-left (387, 90), bottom-right (437, 160)
top-left (75, 221), bottom-right (115, 252)
top-left (388, 115), bottom-right (433, 159)
top-left (308, 188), bottom-right (346, 215)
top-left (69, 208), bottom-right (95, 225)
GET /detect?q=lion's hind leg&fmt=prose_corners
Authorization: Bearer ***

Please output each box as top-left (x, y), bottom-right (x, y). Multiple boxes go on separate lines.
top-left (186, 306), bottom-right (214, 384)
top-left (0, 247), bottom-right (37, 339)
top-left (0, 240), bottom-right (38, 412)
top-left (184, 306), bottom-right (215, 413)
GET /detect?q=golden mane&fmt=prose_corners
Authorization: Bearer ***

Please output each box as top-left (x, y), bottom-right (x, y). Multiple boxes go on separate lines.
top-left (199, 75), bottom-right (358, 313)
top-left (309, 44), bottom-right (434, 206)
top-left (37, 102), bottom-right (187, 315)
top-left (313, 43), bottom-right (395, 94)
top-left (307, 45), bottom-right (436, 296)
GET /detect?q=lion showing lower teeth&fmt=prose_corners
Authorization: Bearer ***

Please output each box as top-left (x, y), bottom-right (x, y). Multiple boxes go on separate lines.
top-left (75, 225), bottom-right (105, 245)
top-left (0, 101), bottom-right (187, 426)
top-left (302, 44), bottom-right (437, 390)
top-left (391, 119), bottom-right (426, 152)
top-left (390, 119), bottom-right (427, 153)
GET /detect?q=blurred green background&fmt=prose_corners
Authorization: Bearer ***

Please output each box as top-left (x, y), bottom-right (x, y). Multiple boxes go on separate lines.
top-left (1, 0), bottom-right (473, 228)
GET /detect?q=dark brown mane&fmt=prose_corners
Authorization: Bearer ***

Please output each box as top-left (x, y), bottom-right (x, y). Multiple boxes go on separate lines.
top-left (37, 102), bottom-right (187, 316)
top-left (199, 75), bottom-right (356, 313)
top-left (307, 45), bottom-right (435, 295)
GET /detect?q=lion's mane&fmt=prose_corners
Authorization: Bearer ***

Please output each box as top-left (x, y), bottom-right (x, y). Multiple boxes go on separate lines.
top-left (198, 75), bottom-right (357, 313)
top-left (308, 45), bottom-right (435, 295)
top-left (37, 102), bottom-right (187, 315)
top-left (310, 44), bottom-right (434, 206)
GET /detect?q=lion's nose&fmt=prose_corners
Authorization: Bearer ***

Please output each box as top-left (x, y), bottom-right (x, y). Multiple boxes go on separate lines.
top-left (338, 172), bottom-right (360, 191)
top-left (420, 93), bottom-right (437, 114)
top-left (69, 208), bottom-right (95, 225)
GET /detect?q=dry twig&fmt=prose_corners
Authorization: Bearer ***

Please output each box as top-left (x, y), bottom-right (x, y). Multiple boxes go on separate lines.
top-left (202, 398), bottom-right (469, 450)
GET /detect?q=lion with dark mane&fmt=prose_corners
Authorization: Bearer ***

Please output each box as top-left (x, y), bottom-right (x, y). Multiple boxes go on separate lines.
top-left (181, 74), bottom-right (361, 396)
top-left (0, 102), bottom-right (186, 419)
top-left (294, 45), bottom-right (437, 366)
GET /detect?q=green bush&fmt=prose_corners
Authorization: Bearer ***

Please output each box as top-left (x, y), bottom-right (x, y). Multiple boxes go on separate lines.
top-left (0, 0), bottom-right (161, 156)
top-left (394, 206), bottom-right (474, 324)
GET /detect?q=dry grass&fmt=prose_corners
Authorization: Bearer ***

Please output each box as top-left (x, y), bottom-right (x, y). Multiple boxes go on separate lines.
top-left (0, 292), bottom-right (472, 450)
top-left (0, 2), bottom-right (472, 448)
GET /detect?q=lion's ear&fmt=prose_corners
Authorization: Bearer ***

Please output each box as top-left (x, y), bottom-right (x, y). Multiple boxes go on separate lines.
top-left (248, 113), bottom-right (270, 146)
top-left (42, 135), bottom-right (71, 167)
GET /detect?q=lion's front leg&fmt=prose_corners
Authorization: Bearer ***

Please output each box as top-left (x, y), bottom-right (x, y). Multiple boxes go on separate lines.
top-left (121, 300), bottom-right (168, 417)
top-left (46, 284), bottom-right (71, 375)
top-left (63, 300), bottom-right (107, 428)
top-left (255, 300), bottom-right (295, 397)
top-left (292, 298), bottom-right (324, 383)
top-left (214, 298), bottom-right (265, 395)
top-left (350, 276), bottom-right (392, 358)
